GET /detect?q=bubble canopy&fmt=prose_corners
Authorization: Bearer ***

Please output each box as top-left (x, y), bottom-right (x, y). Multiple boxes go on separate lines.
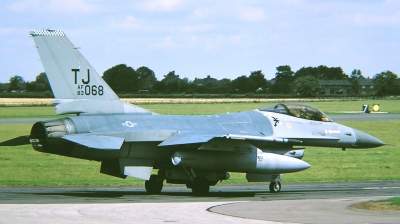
top-left (259, 103), bottom-right (332, 122)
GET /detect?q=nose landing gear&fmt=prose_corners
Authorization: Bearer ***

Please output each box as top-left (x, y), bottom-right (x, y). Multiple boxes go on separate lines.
top-left (269, 181), bottom-right (281, 193)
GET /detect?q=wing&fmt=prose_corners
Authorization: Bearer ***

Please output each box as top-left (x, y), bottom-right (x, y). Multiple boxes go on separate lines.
top-left (157, 132), bottom-right (340, 153)
top-left (157, 132), bottom-right (217, 147)
top-left (158, 132), bottom-right (339, 146)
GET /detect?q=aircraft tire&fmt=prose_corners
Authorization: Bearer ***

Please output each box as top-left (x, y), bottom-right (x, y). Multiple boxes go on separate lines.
top-left (269, 181), bottom-right (281, 193)
top-left (145, 174), bottom-right (163, 194)
top-left (185, 182), bottom-right (193, 189)
top-left (191, 177), bottom-right (210, 196)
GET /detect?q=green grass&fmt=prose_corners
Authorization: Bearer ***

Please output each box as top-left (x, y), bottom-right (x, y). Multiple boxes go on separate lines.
top-left (0, 107), bottom-right (60, 118)
top-left (351, 197), bottom-right (400, 211)
top-left (0, 102), bottom-right (399, 186)
top-left (143, 99), bottom-right (400, 115)
top-left (284, 120), bottom-right (399, 182)
top-left (0, 99), bottom-right (399, 118)
top-left (0, 124), bottom-right (144, 186)
top-left (384, 197), bottom-right (400, 206)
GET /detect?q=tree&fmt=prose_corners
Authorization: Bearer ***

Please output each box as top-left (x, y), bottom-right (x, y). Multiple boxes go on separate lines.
top-left (153, 71), bottom-right (190, 93)
top-left (36, 72), bottom-right (47, 84)
top-left (152, 81), bottom-right (167, 93)
top-left (136, 66), bottom-right (157, 90)
top-left (316, 65), bottom-right (348, 80)
top-left (162, 71), bottom-right (180, 83)
top-left (25, 73), bottom-right (51, 92)
top-left (103, 64), bottom-right (140, 92)
top-left (270, 65), bottom-right (294, 94)
top-left (295, 75), bottom-right (321, 96)
top-left (350, 69), bottom-right (365, 80)
top-left (373, 71), bottom-right (399, 96)
top-left (178, 77), bottom-right (191, 93)
top-left (35, 73), bottom-right (51, 91)
top-left (231, 75), bottom-right (249, 93)
top-left (161, 71), bottom-right (180, 93)
top-left (248, 70), bottom-right (268, 92)
top-left (8, 75), bottom-right (25, 92)
top-left (295, 65), bottom-right (348, 80)
top-left (294, 66), bottom-right (318, 79)
top-left (349, 69), bottom-right (365, 94)
top-left (217, 78), bottom-right (232, 94)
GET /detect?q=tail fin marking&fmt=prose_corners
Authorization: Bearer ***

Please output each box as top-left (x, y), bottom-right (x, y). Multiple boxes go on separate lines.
top-left (30, 29), bottom-right (152, 115)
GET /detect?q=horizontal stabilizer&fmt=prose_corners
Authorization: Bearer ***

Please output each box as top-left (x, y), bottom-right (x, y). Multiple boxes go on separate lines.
top-left (158, 132), bottom-right (216, 147)
top-left (0, 136), bottom-right (30, 146)
top-left (62, 134), bottom-right (124, 150)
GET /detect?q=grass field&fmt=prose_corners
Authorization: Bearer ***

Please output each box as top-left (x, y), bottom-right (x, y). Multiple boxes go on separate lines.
top-left (351, 197), bottom-right (400, 211)
top-left (0, 99), bottom-right (399, 118)
top-left (0, 101), bottom-right (399, 186)
top-left (144, 99), bottom-right (400, 115)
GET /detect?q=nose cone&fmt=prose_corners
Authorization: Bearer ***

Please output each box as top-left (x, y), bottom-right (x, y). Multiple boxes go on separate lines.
top-left (353, 129), bottom-right (385, 148)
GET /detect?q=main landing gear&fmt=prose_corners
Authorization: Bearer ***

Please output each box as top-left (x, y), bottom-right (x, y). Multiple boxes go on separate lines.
top-left (190, 177), bottom-right (210, 196)
top-left (145, 174), bottom-right (164, 194)
top-left (269, 181), bottom-right (281, 193)
top-left (145, 175), bottom-right (281, 195)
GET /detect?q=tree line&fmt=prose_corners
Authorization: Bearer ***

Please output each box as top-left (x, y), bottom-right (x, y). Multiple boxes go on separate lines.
top-left (102, 64), bottom-right (400, 96)
top-left (4, 64), bottom-right (400, 96)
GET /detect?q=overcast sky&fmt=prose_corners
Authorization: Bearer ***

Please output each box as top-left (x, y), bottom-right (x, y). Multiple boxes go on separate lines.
top-left (1, 0), bottom-right (399, 83)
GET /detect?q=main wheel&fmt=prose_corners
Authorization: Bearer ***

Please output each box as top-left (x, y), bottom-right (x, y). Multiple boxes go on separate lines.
top-left (269, 181), bottom-right (281, 193)
top-left (145, 174), bottom-right (164, 194)
top-left (191, 177), bottom-right (210, 196)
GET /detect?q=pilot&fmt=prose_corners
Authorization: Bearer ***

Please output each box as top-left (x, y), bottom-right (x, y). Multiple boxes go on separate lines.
top-left (311, 112), bottom-right (330, 122)
top-left (321, 117), bottom-right (329, 122)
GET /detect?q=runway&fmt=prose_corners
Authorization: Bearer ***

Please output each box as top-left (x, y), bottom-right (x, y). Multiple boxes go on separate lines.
top-left (0, 182), bottom-right (399, 223)
top-left (329, 113), bottom-right (400, 121)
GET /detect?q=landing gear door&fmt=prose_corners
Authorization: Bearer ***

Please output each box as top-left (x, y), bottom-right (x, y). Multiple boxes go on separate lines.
top-left (119, 158), bottom-right (154, 180)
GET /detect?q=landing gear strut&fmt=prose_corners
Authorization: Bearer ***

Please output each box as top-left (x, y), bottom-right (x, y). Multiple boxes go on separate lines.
top-left (145, 174), bottom-right (164, 194)
top-left (269, 181), bottom-right (281, 193)
top-left (190, 177), bottom-right (210, 196)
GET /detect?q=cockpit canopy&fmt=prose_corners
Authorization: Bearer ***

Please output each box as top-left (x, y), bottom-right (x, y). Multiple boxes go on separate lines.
top-left (259, 103), bottom-right (332, 122)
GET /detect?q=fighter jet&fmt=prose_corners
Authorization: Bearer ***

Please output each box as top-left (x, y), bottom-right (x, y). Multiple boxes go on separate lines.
top-left (0, 29), bottom-right (385, 195)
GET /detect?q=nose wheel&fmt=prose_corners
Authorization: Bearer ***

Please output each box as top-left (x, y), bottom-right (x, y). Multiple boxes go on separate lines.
top-left (269, 181), bottom-right (281, 193)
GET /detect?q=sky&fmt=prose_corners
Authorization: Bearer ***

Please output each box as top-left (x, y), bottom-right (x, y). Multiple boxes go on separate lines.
top-left (1, 0), bottom-right (400, 83)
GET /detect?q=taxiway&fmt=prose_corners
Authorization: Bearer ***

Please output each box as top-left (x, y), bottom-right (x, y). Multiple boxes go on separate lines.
top-left (0, 182), bottom-right (399, 223)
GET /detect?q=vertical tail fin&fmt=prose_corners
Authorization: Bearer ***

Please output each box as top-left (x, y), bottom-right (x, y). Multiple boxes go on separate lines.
top-left (30, 29), bottom-right (152, 115)
top-left (30, 29), bottom-right (117, 100)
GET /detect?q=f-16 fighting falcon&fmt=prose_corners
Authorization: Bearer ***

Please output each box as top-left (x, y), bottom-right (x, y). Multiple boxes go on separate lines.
top-left (0, 29), bottom-right (385, 195)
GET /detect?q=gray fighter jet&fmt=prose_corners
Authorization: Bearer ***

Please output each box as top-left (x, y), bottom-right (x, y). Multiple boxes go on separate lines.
top-left (1, 30), bottom-right (385, 195)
